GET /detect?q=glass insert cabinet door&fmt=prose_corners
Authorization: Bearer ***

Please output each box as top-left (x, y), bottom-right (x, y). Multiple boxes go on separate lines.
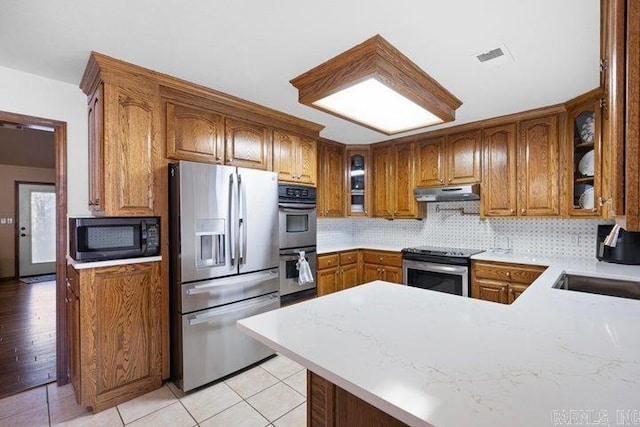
top-left (567, 93), bottom-right (602, 217)
top-left (347, 150), bottom-right (369, 216)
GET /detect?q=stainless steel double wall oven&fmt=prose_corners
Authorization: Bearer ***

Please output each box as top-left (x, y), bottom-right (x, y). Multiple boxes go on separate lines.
top-left (278, 184), bottom-right (317, 301)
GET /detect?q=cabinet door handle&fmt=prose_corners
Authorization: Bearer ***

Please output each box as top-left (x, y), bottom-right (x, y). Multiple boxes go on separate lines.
top-left (448, 178), bottom-right (452, 183)
top-left (506, 271), bottom-right (511, 278)
top-left (439, 179), bottom-right (444, 183)
top-left (521, 208), bottom-right (526, 214)
top-left (510, 208), bottom-right (515, 214)
top-left (216, 156), bottom-right (222, 161)
top-left (229, 158), bottom-right (233, 162)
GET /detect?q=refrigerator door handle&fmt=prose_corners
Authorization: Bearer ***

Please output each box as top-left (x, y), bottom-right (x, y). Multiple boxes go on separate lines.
top-left (184, 269), bottom-right (278, 296)
top-left (238, 173), bottom-right (247, 265)
top-left (187, 293), bottom-right (279, 326)
top-left (229, 173), bottom-right (237, 266)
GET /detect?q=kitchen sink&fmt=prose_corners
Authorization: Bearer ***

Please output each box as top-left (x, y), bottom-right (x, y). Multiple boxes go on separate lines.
top-left (553, 274), bottom-right (640, 300)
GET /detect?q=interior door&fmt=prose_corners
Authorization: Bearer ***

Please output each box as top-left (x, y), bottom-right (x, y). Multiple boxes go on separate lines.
top-left (18, 183), bottom-right (56, 277)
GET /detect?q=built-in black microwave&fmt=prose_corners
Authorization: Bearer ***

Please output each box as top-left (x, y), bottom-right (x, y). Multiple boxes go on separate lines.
top-left (69, 217), bottom-right (160, 262)
top-left (596, 224), bottom-right (640, 265)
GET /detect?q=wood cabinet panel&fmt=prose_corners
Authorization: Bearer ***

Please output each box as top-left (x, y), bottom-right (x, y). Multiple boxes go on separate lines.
top-left (361, 251), bottom-right (403, 267)
top-left (362, 264), bottom-right (382, 283)
top-left (225, 118), bottom-right (270, 170)
top-left (471, 261), bottom-right (545, 304)
top-left (318, 140), bottom-right (345, 217)
top-left (393, 142), bottom-right (417, 218)
top-left (166, 101), bottom-right (224, 163)
top-left (317, 266), bottom-right (340, 297)
top-left (66, 264), bottom-right (81, 403)
top-left (481, 124), bottom-right (518, 216)
top-left (518, 115), bottom-right (560, 216)
top-left (339, 251), bottom-right (358, 265)
top-left (417, 136), bottom-right (445, 187)
top-left (308, 370), bottom-right (408, 427)
top-left (108, 84), bottom-right (159, 215)
top-left (341, 264), bottom-right (359, 290)
top-left (361, 250), bottom-right (403, 284)
top-left (624, 0), bottom-right (640, 230)
top-left (318, 254), bottom-right (340, 270)
top-left (446, 129), bottom-right (482, 185)
top-left (372, 145), bottom-right (392, 217)
top-left (88, 83), bottom-right (104, 212)
top-left (74, 262), bottom-right (162, 412)
top-left (371, 142), bottom-right (423, 219)
top-left (273, 130), bottom-right (317, 185)
top-left (473, 279), bottom-right (509, 304)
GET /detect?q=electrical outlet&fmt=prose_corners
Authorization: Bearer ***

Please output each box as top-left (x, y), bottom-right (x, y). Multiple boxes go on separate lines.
top-left (7, 218), bottom-right (12, 224)
top-left (0, 218), bottom-right (5, 225)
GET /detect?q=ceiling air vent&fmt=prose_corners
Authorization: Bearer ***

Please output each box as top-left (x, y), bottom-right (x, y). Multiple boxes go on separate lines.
top-left (474, 43), bottom-right (514, 69)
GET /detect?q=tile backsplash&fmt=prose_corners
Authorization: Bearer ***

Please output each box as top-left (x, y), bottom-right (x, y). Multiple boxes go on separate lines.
top-left (318, 201), bottom-right (614, 259)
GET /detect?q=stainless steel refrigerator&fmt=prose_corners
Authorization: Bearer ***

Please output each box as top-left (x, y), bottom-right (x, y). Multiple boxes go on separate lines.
top-left (169, 160), bottom-right (280, 392)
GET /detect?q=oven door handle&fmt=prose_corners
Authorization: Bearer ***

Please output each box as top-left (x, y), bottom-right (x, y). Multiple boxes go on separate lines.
top-left (403, 260), bottom-right (468, 275)
top-left (278, 203), bottom-right (317, 212)
top-left (280, 247), bottom-right (317, 257)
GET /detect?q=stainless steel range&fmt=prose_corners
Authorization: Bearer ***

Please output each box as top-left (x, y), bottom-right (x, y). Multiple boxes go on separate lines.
top-left (401, 246), bottom-right (484, 297)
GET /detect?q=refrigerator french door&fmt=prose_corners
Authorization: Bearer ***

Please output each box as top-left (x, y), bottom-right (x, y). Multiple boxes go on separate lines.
top-left (169, 161), bottom-right (280, 392)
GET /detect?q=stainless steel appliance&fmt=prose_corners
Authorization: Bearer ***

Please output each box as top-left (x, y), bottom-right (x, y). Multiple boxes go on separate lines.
top-left (596, 224), bottom-right (640, 264)
top-left (169, 161), bottom-right (280, 392)
top-left (69, 216), bottom-right (160, 262)
top-left (414, 184), bottom-right (480, 202)
top-left (278, 184), bottom-right (317, 301)
top-left (402, 246), bottom-right (484, 297)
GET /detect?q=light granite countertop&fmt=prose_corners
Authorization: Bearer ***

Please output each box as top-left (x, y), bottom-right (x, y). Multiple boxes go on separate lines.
top-left (239, 254), bottom-right (640, 427)
top-left (317, 243), bottom-right (406, 254)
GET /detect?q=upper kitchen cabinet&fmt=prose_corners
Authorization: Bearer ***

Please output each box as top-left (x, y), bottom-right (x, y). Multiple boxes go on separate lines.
top-left (166, 101), bottom-right (224, 164)
top-left (317, 139), bottom-right (345, 217)
top-left (518, 114), bottom-right (561, 217)
top-left (416, 129), bottom-right (481, 187)
top-left (346, 146), bottom-right (371, 216)
top-left (82, 56), bottom-right (161, 216)
top-left (481, 123), bottom-right (518, 216)
top-left (225, 118), bottom-right (271, 170)
top-left (565, 88), bottom-right (604, 217)
top-left (446, 129), bottom-right (482, 185)
top-left (273, 129), bottom-right (317, 186)
top-left (372, 141), bottom-right (425, 219)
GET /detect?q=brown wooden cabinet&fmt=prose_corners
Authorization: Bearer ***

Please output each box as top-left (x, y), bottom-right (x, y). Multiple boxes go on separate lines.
top-left (225, 118), bottom-right (271, 170)
top-left (317, 140), bottom-right (345, 217)
top-left (86, 79), bottom-right (160, 216)
top-left (68, 262), bottom-right (162, 412)
top-left (273, 129), bottom-right (317, 186)
top-left (518, 114), bottom-right (561, 216)
top-left (372, 141), bottom-right (424, 219)
top-left (361, 250), bottom-right (403, 284)
top-left (416, 130), bottom-right (481, 188)
top-left (308, 370), bottom-right (408, 427)
top-left (481, 113), bottom-right (562, 218)
top-left (565, 89), bottom-right (604, 217)
top-left (481, 123), bottom-right (518, 216)
top-left (166, 101), bottom-right (224, 164)
top-left (317, 251), bottom-right (360, 296)
top-left (471, 260), bottom-right (546, 304)
top-left (66, 264), bottom-right (81, 403)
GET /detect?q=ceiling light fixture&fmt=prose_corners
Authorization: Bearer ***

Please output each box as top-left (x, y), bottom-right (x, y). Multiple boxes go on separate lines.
top-left (290, 34), bottom-right (462, 135)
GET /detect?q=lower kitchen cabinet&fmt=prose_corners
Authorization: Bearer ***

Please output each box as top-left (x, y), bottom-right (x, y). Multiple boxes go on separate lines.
top-left (308, 370), bottom-right (408, 427)
top-left (471, 260), bottom-right (546, 304)
top-left (67, 262), bottom-right (163, 412)
top-left (361, 250), bottom-right (403, 284)
top-left (317, 251), bottom-right (359, 296)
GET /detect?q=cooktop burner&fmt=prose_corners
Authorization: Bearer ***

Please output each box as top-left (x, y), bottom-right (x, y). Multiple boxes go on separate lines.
top-left (401, 245), bottom-right (484, 258)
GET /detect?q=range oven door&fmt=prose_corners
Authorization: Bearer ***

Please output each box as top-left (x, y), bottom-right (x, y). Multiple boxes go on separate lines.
top-left (403, 259), bottom-right (469, 297)
top-left (278, 203), bottom-right (317, 249)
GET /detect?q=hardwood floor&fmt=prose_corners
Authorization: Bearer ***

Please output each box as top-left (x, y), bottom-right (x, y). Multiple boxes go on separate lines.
top-left (0, 278), bottom-right (56, 399)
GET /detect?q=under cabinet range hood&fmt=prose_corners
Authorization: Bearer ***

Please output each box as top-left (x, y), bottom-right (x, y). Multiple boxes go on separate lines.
top-left (414, 184), bottom-right (480, 202)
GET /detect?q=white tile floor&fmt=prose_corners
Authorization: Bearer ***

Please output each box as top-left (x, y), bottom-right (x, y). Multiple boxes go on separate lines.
top-left (0, 355), bottom-right (307, 427)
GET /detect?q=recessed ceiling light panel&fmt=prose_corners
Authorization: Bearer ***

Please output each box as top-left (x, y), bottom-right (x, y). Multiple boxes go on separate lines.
top-left (290, 35), bottom-right (462, 135)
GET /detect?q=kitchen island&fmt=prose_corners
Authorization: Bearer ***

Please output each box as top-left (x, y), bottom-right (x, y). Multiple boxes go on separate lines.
top-left (238, 258), bottom-right (640, 427)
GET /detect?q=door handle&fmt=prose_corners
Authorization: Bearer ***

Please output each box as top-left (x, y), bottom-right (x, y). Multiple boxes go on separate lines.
top-left (20, 233), bottom-right (27, 237)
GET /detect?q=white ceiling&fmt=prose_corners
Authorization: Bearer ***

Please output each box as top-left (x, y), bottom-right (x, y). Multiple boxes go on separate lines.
top-left (0, 0), bottom-right (600, 144)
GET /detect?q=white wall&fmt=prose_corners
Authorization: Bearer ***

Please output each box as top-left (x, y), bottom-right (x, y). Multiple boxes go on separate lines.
top-left (0, 66), bottom-right (89, 216)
